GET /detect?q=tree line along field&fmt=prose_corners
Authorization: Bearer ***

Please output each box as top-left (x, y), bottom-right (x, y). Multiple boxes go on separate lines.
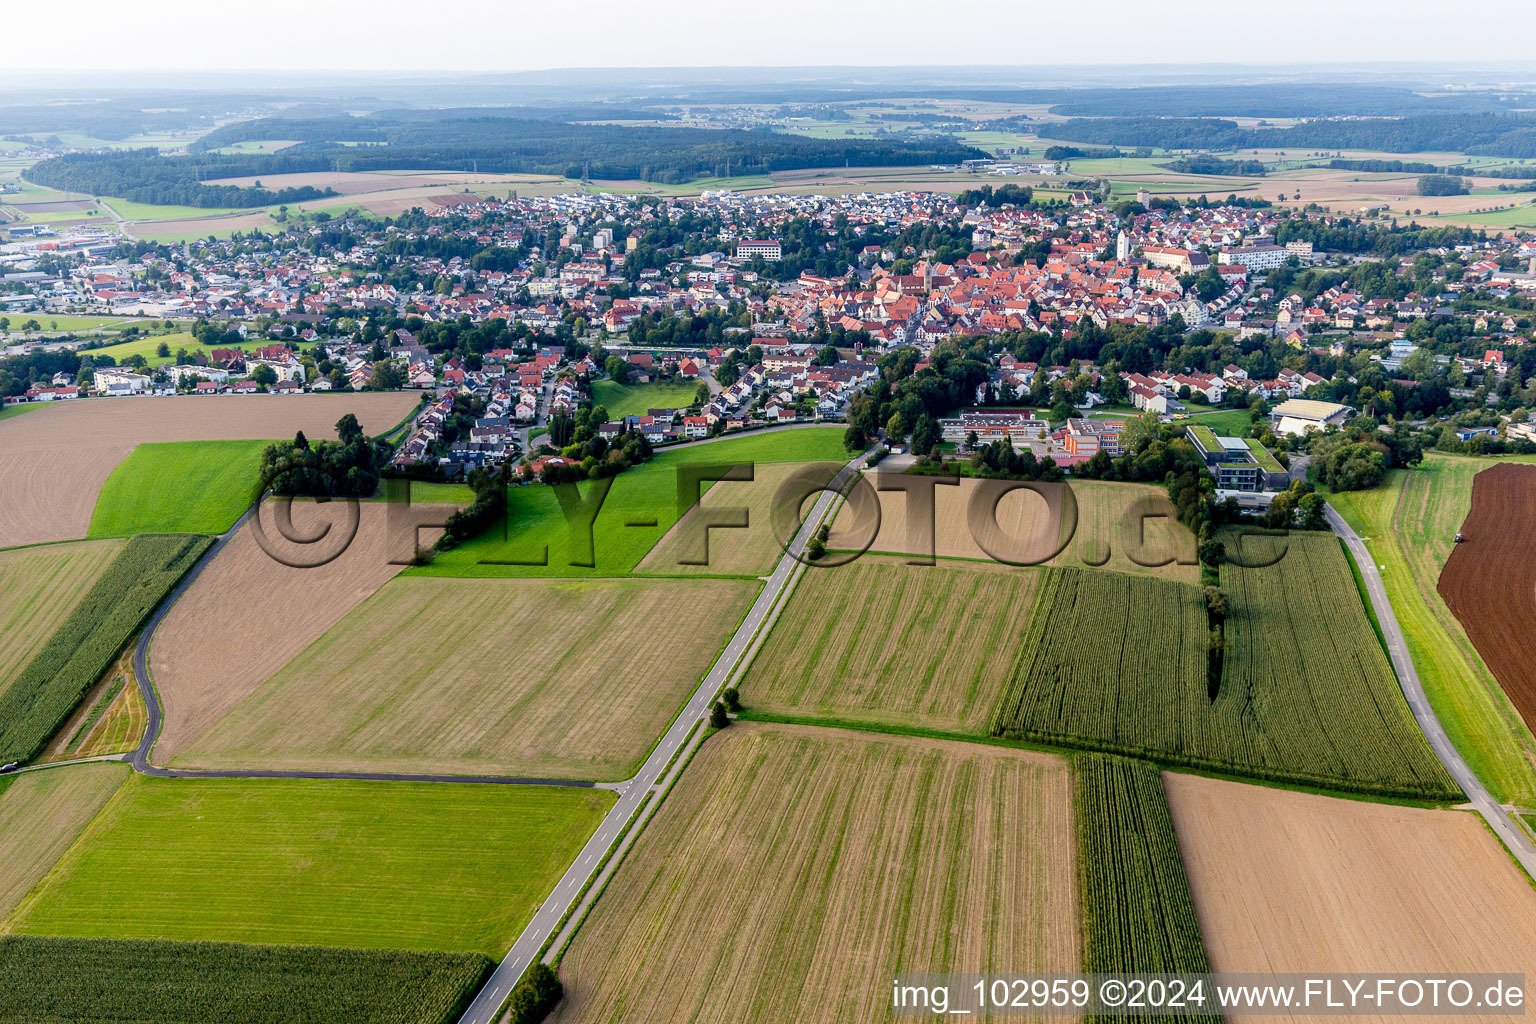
top-left (741, 557), bottom-right (1037, 734)
top-left (0, 538), bottom-right (123, 697)
top-left (1437, 463), bottom-right (1536, 736)
top-left (0, 534), bottom-right (210, 765)
top-left (6, 776), bottom-right (612, 955)
top-left (173, 575), bottom-right (758, 780)
top-left (87, 439), bottom-right (271, 537)
top-left (0, 937), bottom-right (492, 1024)
top-left (992, 533), bottom-right (1457, 799)
top-left (1325, 455), bottom-right (1536, 807)
top-left (0, 763), bottom-right (128, 923)
top-left (1164, 772), bottom-right (1536, 985)
top-left (414, 428), bottom-right (852, 578)
top-left (551, 724), bottom-right (1079, 1024)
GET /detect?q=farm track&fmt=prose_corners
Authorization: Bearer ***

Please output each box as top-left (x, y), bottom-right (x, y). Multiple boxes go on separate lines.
top-left (1326, 505), bottom-right (1536, 879)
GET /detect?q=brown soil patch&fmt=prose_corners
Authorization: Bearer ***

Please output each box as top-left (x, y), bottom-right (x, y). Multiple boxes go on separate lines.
top-left (0, 393), bottom-right (416, 548)
top-left (1438, 462), bottom-right (1536, 734)
top-left (148, 498), bottom-right (453, 762)
top-left (553, 723), bottom-right (1078, 1024)
top-left (173, 575), bottom-right (757, 780)
top-left (1165, 772), bottom-right (1536, 1015)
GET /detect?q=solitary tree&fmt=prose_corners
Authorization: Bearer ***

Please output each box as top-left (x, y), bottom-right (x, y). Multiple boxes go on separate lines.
top-left (722, 687), bottom-right (741, 713)
top-left (710, 700), bottom-right (729, 729)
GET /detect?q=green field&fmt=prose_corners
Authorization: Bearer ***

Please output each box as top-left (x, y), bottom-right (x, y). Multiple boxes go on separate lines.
top-left (0, 763), bottom-right (128, 923)
top-left (992, 542), bottom-right (1457, 799)
top-left (0, 937), bottom-right (491, 1024)
top-left (743, 558), bottom-right (1037, 733)
top-left (1325, 454), bottom-right (1536, 806)
top-left (1075, 755), bottom-right (1217, 993)
top-left (0, 405), bottom-right (45, 422)
top-left (414, 428), bottom-right (851, 578)
top-left (102, 197), bottom-right (259, 220)
top-left (3, 314), bottom-right (143, 333)
top-left (82, 332), bottom-right (309, 367)
top-left (0, 535), bottom-right (211, 765)
top-left (88, 440), bottom-right (269, 537)
top-left (590, 378), bottom-right (699, 417)
top-left (8, 776), bottom-right (612, 954)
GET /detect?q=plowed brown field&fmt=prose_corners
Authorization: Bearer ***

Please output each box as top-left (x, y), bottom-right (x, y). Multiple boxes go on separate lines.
top-left (552, 723), bottom-right (1078, 1024)
top-left (1438, 462), bottom-right (1536, 733)
top-left (1165, 772), bottom-right (1536, 1022)
top-left (0, 394), bottom-right (417, 548)
top-left (149, 499), bottom-right (455, 761)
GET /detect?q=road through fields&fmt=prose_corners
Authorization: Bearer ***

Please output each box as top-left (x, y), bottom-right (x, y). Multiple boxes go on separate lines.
top-left (452, 452), bottom-right (864, 1024)
top-left (1327, 505), bottom-right (1536, 879)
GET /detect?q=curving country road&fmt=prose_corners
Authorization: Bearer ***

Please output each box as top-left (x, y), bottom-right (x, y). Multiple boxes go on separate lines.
top-left (451, 452), bottom-right (865, 1024)
top-left (1327, 505), bottom-right (1536, 878)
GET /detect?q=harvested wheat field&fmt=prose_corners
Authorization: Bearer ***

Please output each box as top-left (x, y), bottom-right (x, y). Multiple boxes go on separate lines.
top-left (553, 723), bottom-right (1078, 1024)
top-left (1438, 463), bottom-right (1536, 734)
top-left (149, 498), bottom-right (457, 761)
top-left (1165, 772), bottom-right (1536, 1008)
top-left (175, 575), bottom-right (758, 779)
top-left (0, 393), bottom-right (416, 548)
top-left (0, 762), bottom-right (128, 922)
top-left (834, 474), bottom-right (1197, 582)
top-left (0, 539), bottom-right (123, 696)
top-left (743, 557), bottom-right (1037, 732)
top-left (637, 462), bottom-right (803, 576)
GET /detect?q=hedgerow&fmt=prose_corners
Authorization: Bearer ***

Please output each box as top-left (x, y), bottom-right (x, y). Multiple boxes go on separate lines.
top-left (0, 534), bottom-right (210, 763)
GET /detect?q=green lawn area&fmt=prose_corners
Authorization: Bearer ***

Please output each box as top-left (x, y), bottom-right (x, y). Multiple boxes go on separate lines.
top-left (88, 440), bottom-right (271, 537)
top-left (1425, 204), bottom-right (1536, 229)
top-left (590, 378), bottom-right (700, 417)
top-left (1184, 408), bottom-right (1254, 437)
top-left (1324, 453), bottom-right (1536, 807)
top-left (82, 334), bottom-right (310, 367)
top-left (415, 427), bottom-right (851, 579)
top-left (101, 197), bottom-right (259, 221)
top-left (6, 775), bottom-right (613, 955)
top-left (6, 315), bottom-right (142, 333)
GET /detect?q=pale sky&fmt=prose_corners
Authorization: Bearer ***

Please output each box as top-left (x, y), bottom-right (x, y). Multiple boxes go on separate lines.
top-left (4, 0), bottom-right (1536, 74)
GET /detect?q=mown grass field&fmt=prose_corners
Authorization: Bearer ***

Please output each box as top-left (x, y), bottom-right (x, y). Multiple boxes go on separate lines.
top-left (175, 575), bottom-right (757, 780)
top-left (8, 776), bottom-right (612, 954)
top-left (743, 558), bottom-right (1037, 733)
top-left (0, 937), bottom-right (491, 1024)
top-left (87, 439), bottom-right (269, 537)
top-left (1183, 408), bottom-right (1254, 437)
top-left (1325, 454), bottom-right (1536, 806)
top-left (101, 197), bottom-right (259, 220)
top-left (0, 539), bottom-right (123, 697)
top-left (993, 540), bottom-right (1456, 799)
top-left (1075, 755), bottom-right (1215, 991)
top-left (0, 763), bottom-right (128, 923)
top-left (552, 723), bottom-right (1078, 1023)
top-left (0, 405), bottom-right (45, 422)
top-left (589, 378), bottom-right (698, 417)
top-left (2, 315), bottom-right (140, 333)
top-left (0, 534), bottom-right (209, 765)
top-left (416, 428), bottom-right (851, 578)
top-left (81, 334), bottom-right (312, 366)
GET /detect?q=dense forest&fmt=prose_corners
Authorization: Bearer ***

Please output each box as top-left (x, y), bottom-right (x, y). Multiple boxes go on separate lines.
top-left (1042, 113), bottom-right (1536, 157)
top-left (1157, 155), bottom-right (1267, 176)
top-left (27, 115), bottom-right (986, 206)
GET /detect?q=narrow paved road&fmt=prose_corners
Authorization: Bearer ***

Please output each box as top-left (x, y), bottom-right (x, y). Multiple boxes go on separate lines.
top-left (1327, 505), bottom-right (1536, 878)
top-left (453, 453), bottom-right (864, 1024)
